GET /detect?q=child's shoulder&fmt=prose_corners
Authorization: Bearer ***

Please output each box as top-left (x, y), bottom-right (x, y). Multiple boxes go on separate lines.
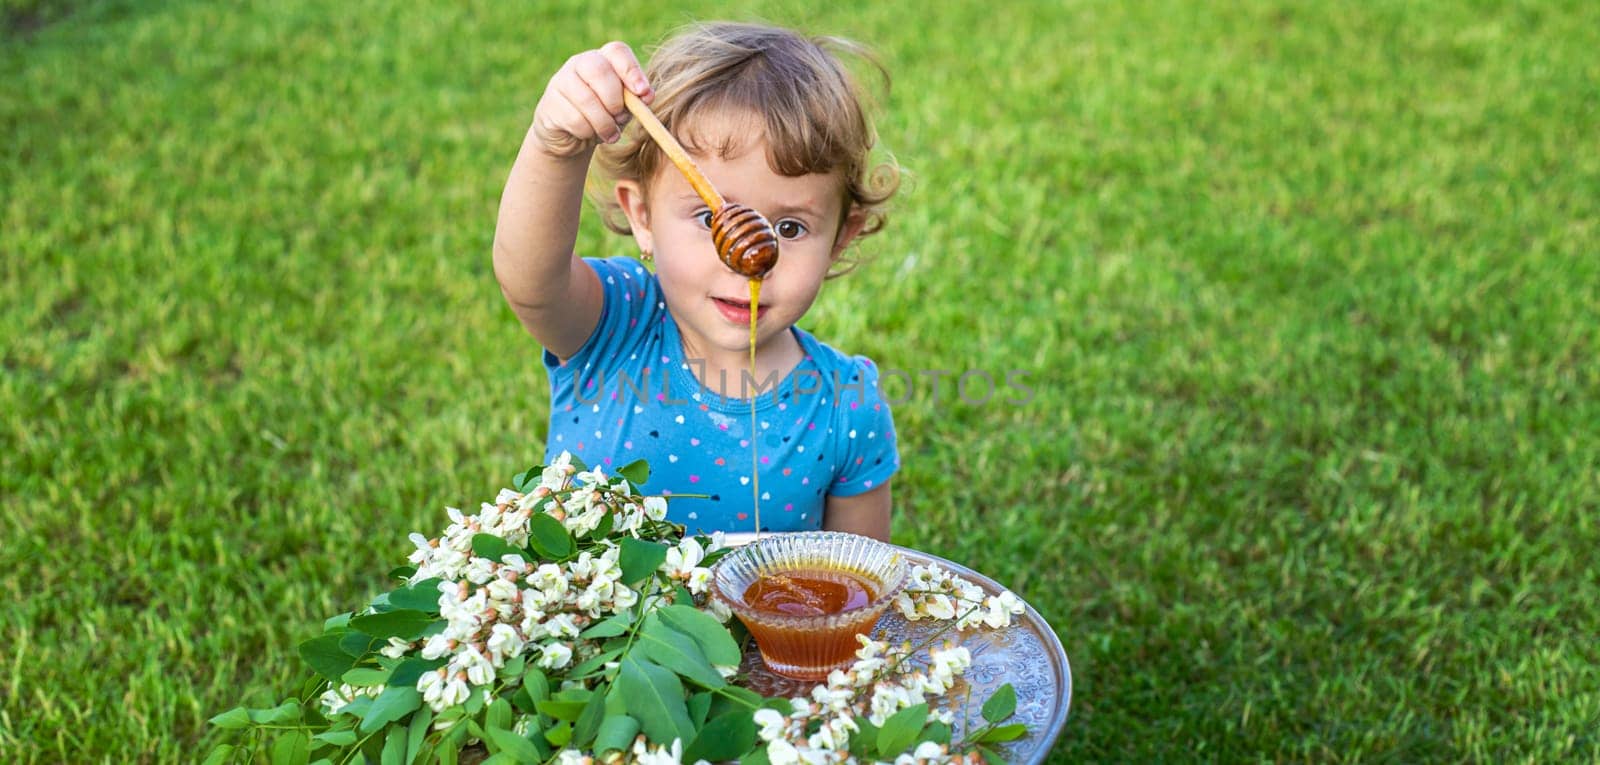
top-left (791, 328), bottom-right (892, 407)
top-left (584, 255), bottom-right (653, 284)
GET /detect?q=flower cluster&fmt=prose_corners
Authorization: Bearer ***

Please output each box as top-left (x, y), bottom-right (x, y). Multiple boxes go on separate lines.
top-left (895, 564), bottom-right (1024, 630)
top-left (322, 458), bottom-right (706, 718)
top-left (743, 635), bottom-right (986, 765)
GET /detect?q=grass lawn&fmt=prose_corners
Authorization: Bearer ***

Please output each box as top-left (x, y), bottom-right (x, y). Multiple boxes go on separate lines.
top-left (4, 0), bottom-right (1598, 761)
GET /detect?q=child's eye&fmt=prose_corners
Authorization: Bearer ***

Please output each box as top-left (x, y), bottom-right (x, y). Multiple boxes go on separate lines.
top-left (695, 210), bottom-right (714, 228)
top-left (775, 219), bottom-right (807, 239)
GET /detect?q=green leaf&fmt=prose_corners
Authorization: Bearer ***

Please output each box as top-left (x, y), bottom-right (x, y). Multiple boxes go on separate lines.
top-left (618, 537), bottom-right (670, 585)
top-left (358, 686), bottom-right (422, 734)
top-left (568, 647), bottom-right (623, 681)
top-left (208, 707), bottom-right (252, 730)
top-left (535, 699), bottom-right (588, 722)
top-left (388, 566), bottom-right (418, 580)
top-left (657, 605), bottom-right (742, 666)
top-left (850, 718), bottom-right (879, 759)
top-left (349, 610), bottom-right (438, 641)
top-left (378, 728), bottom-right (406, 765)
top-left (923, 721), bottom-right (952, 744)
top-left (249, 700), bottom-right (302, 725)
top-left (270, 730), bottom-right (310, 765)
top-left (513, 466), bottom-right (539, 492)
top-left (500, 653), bottom-right (527, 681)
top-left (671, 583), bottom-right (694, 605)
top-left (572, 684), bottom-right (607, 748)
top-left (688, 692), bottom-right (712, 729)
top-left (323, 612), bottom-right (353, 631)
top-left (528, 513), bottom-right (574, 559)
top-left (708, 685), bottom-right (762, 719)
top-left (386, 578), bottom-right (443, 612)
top-left (981, 682), bottom-right (1017, 723)
top-left (615, 655), bottom-right (696, 745)
top-left (338, 631), bottom-right (383, 658)
top-left (311, 729), bottom-right (359, 746)
top-left (742, 744), bottom-right (772, 765)
top-left (299, 634), bottom-right (357, 682)
top-left (978, 745), bottom-right (1007, 765)
top-left (465, 687), bottom-right (487, 716)
top-left (617, 458), bottom-right (650, 485)
top-left (593, 714), bottom-right (640, 755)
top-left (977, 723), bottom-right (1028, 743)
top-left (341, 667), bottom-right (390, 688)
top-left (472, 533), bottom-right (522, 562)
top-left (478, 698), bottom-right (510, 747)
top-left (486, 727), bottom-right (543, 764)
top-left (338, 697), bottom-right (373, 720)
top-left (388, 656), bottom-right (446, 689)
top-left (580, 612), bottom-right (634, 639)
top-left (542, 721), bottom-right (573, 747)
top-left (637, 615), bottom-right (726, 688)
top-left (876, 703), bottom-right (929, 756)
top-left (684, 710), bottom-right (757, 763)
top-left (200, 745), bottom-right (235, 765)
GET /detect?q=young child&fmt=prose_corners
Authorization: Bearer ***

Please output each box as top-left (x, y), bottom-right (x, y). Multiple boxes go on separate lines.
top-left (494, 22), bottom-right (900, 540)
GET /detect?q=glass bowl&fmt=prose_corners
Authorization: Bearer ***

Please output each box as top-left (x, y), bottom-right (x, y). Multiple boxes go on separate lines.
top-left (710, 531), bottom-right (908, 680)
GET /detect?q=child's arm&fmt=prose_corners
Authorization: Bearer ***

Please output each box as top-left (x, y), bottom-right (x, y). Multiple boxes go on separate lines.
top-left (493, 42), bottom-right (653, 359)
top-left (823, 483), bottom-right (892, 542)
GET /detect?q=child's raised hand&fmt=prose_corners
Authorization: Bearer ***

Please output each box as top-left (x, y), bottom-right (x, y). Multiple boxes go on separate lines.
top-left (531, 41), bottom-right (653, 159)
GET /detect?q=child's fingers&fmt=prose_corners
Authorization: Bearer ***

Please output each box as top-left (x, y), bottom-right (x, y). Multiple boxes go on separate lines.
top-left (571, 53), bottom-right (628, 135)
top-left (599, 41), bottom-right (652, 101)
top-left (555, 75), bottom-right (623, 144)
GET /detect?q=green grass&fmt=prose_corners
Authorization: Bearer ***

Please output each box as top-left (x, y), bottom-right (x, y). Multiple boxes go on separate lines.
top-left (4, 0), bottom-right (1598, 761)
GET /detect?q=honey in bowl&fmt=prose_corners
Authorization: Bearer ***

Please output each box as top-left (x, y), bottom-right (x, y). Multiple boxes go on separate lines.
top-left (711, 532), bottom-right (908, 681)
top-left (744, 569), bottom-right (877, 616)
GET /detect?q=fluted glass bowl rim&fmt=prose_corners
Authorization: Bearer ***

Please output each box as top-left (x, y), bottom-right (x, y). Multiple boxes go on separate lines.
top-left (709, 531), bottom-right (909, 630)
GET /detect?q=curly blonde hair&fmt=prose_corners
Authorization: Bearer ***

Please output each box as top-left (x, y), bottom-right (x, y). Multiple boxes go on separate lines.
top-left (591, 21), bottom-right (901, 274)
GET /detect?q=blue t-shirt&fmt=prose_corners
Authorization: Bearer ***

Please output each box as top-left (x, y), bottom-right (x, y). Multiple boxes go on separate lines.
top-left (541, 257), bottom-right (899, 535)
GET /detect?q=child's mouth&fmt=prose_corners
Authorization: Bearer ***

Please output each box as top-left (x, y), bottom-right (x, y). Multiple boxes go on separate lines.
top-left (712, 296), bottom-right (767, 323)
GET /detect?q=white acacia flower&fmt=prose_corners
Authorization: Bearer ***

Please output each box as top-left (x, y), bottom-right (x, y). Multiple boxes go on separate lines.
top-left (810, 684), bottom-right (853, 713)
top-left (766, 739), bottom-right (799, 765)
top-left (531, 564), bottom-right (568, 595)
top-left (610, 583), bottom-right (639, 610)
top-left (553, 750), bottom-right (590, 765)
top-left (704, 596), bottom-right (733, 623)
top-left (869, 683), bottom-right (919, 726)
top-left (565, 504), bottom-right (608, 537)
top-left (807, 716), bottom-right (857, 751)
top-left (662, 538), bottom-right (705, 577)
top-left (630, 736), bottom-right (684, 765)
top-left (537, 642), bottom-right (573, 670)
top-left (753, 708), bottom-right (787, 742)
top-left (420, 634), bottom-right (454, 660)
top-left (485, 578), bottom-right (519, 603)
top-left (913, 741), bottom-right (945, 759)
top-left (379, 636), bottom-right (411, 659)
top-left (642, 496), bottom-right (668, 520)
top-left (485, 623), bottom-right (525, 665)
top-left (924, 594), bottom-right (957, 620)
top-left (684, 567), bottom-right (711, 595)
top-left (542, 613), bottom-right (580, 640)
top-left (450, 645), bottom-right (495, 687)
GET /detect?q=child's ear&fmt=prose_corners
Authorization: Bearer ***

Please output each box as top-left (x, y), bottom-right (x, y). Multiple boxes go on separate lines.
top-left (615, 180), bottom-right (653, 254)
top-left (831, 205), bottom-right (870, 258)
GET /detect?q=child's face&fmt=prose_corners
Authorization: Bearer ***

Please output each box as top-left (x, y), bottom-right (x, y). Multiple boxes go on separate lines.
top-left (616, 118), bottom-right (863, 363)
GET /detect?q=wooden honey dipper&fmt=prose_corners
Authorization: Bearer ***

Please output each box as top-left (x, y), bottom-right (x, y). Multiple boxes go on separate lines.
top-left (623, 91), bottom-right (779, 278)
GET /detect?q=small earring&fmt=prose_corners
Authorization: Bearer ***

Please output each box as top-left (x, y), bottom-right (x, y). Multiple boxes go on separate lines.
top-left (640, 249), bottom-right (653, 262)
